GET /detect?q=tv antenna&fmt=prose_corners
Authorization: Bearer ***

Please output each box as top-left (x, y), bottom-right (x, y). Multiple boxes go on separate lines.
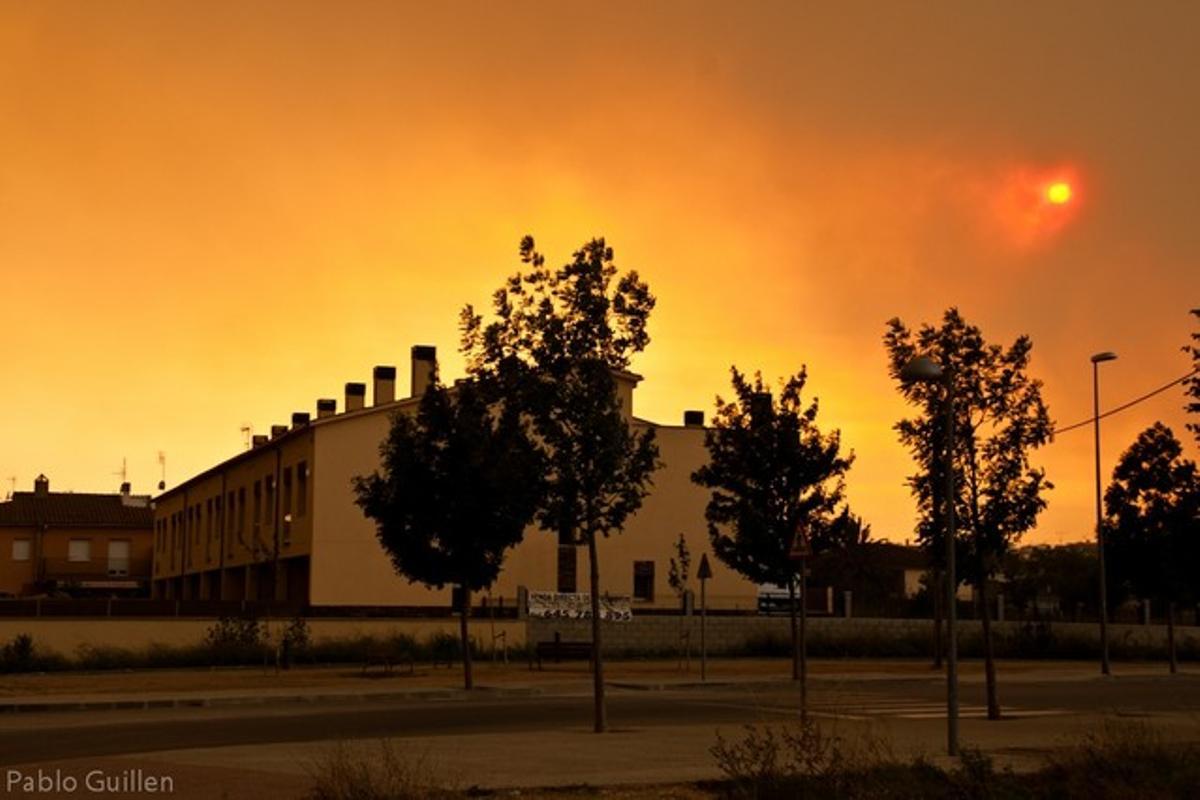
top-left (113, 457), bottom-right (128, 485)
top-left (157, 451), bottom-right (167, 491)
top-left (240, 423), bottom-right (253, 451)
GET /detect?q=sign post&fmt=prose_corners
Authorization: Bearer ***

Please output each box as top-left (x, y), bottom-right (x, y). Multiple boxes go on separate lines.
top-left (789, 523), bottom-right (811, 723)
top-left (697, 554), bottom-right (712, 682)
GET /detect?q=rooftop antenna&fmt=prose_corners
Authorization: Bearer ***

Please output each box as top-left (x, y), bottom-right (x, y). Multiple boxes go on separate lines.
top-left (240, 423), bottom-right (253, 451)
top-left (113, 457), bottom-right (128, 486)
top-left (157, 451), bottom-right (167, 491)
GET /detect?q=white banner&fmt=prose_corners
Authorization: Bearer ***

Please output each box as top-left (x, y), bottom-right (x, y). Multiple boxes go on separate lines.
top-left (527, 591), bottom-right (632, 622)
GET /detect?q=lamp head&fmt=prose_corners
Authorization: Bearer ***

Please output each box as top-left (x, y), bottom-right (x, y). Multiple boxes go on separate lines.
top-left (1090, 351), bottom-right (1117, 364)
top-left (900, 355), bottom-right (945, 383)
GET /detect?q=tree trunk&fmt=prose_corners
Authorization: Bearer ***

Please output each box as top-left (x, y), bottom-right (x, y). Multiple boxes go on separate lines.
top-left (933, 569), bottom-right (944, 669)
top-left (1167, 601), bottom-right (1177, 675)
top-left (788, 580), bottom-right (799, 681)
top-left (979, 578), bottom-right (1000, 720)
top-left (587, 529), bottom-right (606, 733)
top-left (459, 584), bottom-right (473, 691)
top-left (799, 558), bottom-right (808, 724)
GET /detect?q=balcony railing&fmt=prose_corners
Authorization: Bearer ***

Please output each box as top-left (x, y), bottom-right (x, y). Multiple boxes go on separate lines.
top-left (41, 557), bottom-right (152, 583)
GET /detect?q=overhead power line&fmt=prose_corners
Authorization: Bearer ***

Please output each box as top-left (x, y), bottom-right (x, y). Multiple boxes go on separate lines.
top-left (1052, 368), bottom-right (1198, 436)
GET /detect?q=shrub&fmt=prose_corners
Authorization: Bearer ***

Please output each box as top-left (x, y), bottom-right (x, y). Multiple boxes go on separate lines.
top-left (1038, 720), bottom-right (1200, 798)
top-left (203, 615), bottom-right (267, 665)
top-left (280, 617), bottom-right (311, 669)
top-left (0, 633), bottom-right (35, 673)
top-left (305, 740), bottom-right (457, 800)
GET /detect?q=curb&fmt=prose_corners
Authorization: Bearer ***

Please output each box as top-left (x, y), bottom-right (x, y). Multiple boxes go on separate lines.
top-left (0, 685), bottom-right (546, 715)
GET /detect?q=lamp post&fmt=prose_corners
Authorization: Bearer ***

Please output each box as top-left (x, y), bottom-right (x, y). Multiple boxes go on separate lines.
top-left (1091, 351), bottom-right (1117, 676)
top-left (900, 355), bottom-right (958, 756)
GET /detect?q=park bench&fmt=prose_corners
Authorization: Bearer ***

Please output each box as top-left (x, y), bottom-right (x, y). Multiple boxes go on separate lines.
top-left (531, 634), bottom-right (593, 670)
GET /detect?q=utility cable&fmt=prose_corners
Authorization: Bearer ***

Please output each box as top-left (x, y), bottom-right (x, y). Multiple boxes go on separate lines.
top-left (1052, 367), bottom-right (1198, 436)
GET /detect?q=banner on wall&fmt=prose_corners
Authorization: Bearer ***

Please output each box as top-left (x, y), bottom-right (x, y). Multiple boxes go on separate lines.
top-left (527, 591), bottom-right (633, 622)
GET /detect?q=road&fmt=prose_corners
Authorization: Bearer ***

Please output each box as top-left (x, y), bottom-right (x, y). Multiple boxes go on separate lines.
top-left (3, 672), bottom-right (1197, 767)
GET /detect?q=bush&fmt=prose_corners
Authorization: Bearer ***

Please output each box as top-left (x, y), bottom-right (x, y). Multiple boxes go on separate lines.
top-left (203, 615), bottom-right (267, 665)
top-left (0, 633), bottom-right (35, 673)
top-left (280, 617), bottom-right (311, 669)
top-left (710, 719), bottom-right (1200, 800)
top-left (1038, 720), bottom-right (1200, 798)
top-left (305, 740), bottom-right (457, 800)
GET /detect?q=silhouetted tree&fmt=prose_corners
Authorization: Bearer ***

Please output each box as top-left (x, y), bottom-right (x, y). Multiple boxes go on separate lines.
top-left (1185, 309), bottom-right (1200, 447)
top-left (668, 533), bottom-right (692, 666)
top-left (886, 309), bottom-right (1053, 720)
top-left (1104, 422), bottom-right (1200, 673)
top-left (460, 235), bottom-right (660, 732)
top-left (1001, 544), bottom-right (1100, 621)
top-left (692, 367), bottom-right (852, 689)
top-left (353, 378), bottom-right (544, 690)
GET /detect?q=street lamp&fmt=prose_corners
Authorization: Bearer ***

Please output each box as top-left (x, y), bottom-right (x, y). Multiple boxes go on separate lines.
top-left (1091, 351), bottom-right (1117, 676)
top-left (900, 355), bottom-right (959, 756)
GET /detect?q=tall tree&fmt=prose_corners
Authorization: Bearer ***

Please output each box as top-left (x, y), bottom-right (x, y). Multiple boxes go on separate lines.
top-left (1185, 308), bottom-right (1200, 447)
top-left (885, 308), bottom-right (1053, 720)
top-left (353, 378), bottom-right (544, 690)
top-left (1103, 422), bottom-right (1200, 673)
top-left (460, 236), bottom-right (660, 732)
top-left (692, 367), bottom-right (852, 696)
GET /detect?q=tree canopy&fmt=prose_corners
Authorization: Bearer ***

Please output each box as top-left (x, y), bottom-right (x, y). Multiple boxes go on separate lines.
top-left (692, 367), bottom-right (852, 588)
top-left (884, 308), bottom-right (1054, 586)
top-left (1104, 422), bottom-right (1200, 609)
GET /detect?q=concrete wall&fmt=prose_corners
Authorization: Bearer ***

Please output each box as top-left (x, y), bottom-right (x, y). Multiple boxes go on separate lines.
top-left (0, 617), bottom-right (526, 657)
top-left (528, 615), bottom-right (1200, 656)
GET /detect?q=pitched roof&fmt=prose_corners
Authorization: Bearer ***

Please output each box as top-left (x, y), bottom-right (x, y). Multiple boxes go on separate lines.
top-left (0, 492), bottom-right (154, 529)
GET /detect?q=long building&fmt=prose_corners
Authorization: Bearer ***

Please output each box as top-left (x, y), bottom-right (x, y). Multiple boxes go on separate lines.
top-left (150, 346), bottom-right (757, 611)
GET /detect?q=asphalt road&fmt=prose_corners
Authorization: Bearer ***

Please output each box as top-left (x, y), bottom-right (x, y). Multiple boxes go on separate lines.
top-left (2, 673), bottom-right (1197, 767)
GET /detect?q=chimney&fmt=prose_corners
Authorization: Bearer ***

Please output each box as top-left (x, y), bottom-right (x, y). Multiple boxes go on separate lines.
top-left (251, 434), bottom-right (268, 448)
top-left (410, 345), bottom-right (437, 397)
top-left (683, 410), bottom-right (705, 427)
top-left (345, 382), bottom-right (366, 412)
top-left (120, 481), bottom-right (131, 496)
top-left (291, 412), bottom-right (310, 429)
top-left (34, 474), bottom-right (49, 496)
top-left (373, 366), bottom-right (396, 405)
top-left (316, 398), bottom-right (336, 418)
top-left (270, 424), bottom-right (288, 439)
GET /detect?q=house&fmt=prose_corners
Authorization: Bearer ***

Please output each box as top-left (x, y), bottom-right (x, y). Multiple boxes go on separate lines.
top-left (0, 475), bottom-right (154, 597)
top-left (150, 346), bottom-right (759, 612)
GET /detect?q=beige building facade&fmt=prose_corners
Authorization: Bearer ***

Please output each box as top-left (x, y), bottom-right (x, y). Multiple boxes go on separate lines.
top-left (151, 347), bottom-right (758, 611)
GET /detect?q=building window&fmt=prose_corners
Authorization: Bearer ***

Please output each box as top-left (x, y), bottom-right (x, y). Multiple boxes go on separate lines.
top-left (633, 561), bottom-right (655, 602)
top-left (282, 467), bottom-right (293, 545)
top-left (264, 475), bottom-right (275, 541)
top-left (11, 539), bottom-right (31, 561)
top-left (205, 498), bottom-right (214, 562)
top-left (229, 490), bottom-right (238, 557)
top-left (68, 539), bottom-right (92, 563)
top-left (296, 461), bottom-right (308, 517)
top-left (253, 480), bottom-right (262, 529)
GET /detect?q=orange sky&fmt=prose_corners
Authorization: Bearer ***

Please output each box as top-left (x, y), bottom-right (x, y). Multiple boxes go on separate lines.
top-left (2, 1), bottom-right (1197, 545)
